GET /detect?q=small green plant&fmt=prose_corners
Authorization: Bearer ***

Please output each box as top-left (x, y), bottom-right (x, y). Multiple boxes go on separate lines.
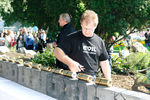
top-left (32, 49), bottom-right (56, 68)
top-left (111, 54), bottom-right (127, 74)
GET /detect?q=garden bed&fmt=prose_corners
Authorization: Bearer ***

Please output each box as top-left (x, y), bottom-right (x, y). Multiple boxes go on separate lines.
top-left (112, 74), bottom-right (150, 94)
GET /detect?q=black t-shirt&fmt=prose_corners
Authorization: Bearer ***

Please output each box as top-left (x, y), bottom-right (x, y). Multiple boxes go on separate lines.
top-left (145, 33), bottom-right (150, 43)
top-left (56, 23), bottom-right (75, 69)
top-left (58, 30), bottom-right (109, 75)
top-left (57, 23), bottom-right (75, 45)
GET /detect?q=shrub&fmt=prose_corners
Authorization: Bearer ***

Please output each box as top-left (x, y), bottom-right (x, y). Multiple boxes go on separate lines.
top-left (32, 49), bottom-right (56, 68)
top-left (112, 52), bottom-right (150, 91)
top-left (112, 52), bottom-right (150, 74)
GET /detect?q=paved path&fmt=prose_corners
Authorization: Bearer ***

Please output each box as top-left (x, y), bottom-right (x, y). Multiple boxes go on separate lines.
top-left (0, 77), bottom-right (57, 100)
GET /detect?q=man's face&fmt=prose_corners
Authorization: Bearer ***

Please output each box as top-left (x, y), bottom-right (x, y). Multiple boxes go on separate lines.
top-left (81, 20), bottom-right (96, 37)
top-left (58, 16), bottom-right (66, 27)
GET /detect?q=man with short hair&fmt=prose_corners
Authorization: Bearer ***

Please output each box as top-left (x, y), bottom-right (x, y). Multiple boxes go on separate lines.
top-left (53, 13), bottom-right (75, 69)
top-left (54, 10), bottom-right (111, 81)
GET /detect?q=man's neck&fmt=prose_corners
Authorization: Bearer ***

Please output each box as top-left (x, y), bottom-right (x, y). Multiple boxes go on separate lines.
top-left (63, 23), bottom-right (68, 27)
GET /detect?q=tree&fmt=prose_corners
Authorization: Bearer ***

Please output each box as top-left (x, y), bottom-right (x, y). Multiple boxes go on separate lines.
top-left (0, 0), bottom-right (13, 20)
top-left (1, 0), bottom-right (150, 50)
top-left (1, 0), bottom-right (84, 32)
top-left (86, 0), bottom-right (150, 49)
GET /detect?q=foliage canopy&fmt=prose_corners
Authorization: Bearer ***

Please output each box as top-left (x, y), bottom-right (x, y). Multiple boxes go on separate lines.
top-left (1, 0), bottom-right (150, 49)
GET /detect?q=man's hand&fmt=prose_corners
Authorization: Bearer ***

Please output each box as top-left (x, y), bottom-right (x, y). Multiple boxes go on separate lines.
top-left (69, 61), bottom-right (85, 72)
top-left (54, 47), bottom-right (85, 72)
top-left (52, 42), bottom-right (57, 48)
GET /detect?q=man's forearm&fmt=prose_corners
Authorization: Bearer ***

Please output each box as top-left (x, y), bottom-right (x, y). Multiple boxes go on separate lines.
top-left (54, 47), bottom-right (80, 72)
top-left (54, 47), bottom-right (72, 66)
top-left (100, 60), bottom-right (111, 80)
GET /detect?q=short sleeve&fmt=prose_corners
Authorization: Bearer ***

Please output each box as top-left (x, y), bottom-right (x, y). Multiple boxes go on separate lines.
top-left (99, 40), bottom-right (109, 61)
top-left (57, 37), bottom-right (72, 55)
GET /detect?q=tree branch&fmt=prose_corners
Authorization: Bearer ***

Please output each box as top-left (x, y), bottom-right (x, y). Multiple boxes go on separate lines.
top-left (137, 67), bottom-right (150, 73)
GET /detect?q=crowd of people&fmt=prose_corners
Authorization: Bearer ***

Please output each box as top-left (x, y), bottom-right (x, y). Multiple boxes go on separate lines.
top-left (0, 27), bottom-right (47, 53)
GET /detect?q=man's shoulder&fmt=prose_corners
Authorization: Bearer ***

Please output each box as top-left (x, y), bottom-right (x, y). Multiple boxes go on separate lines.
top-left (93, 33), bottom-right (103, 41)
top-left (67, 30), bottom-right (81, 37)
top-left (91, 34), bottom-right (105, 47)
top-left (63, 23), bottom-right (75, 31)
top-left (66, 23), bottom-right (74, 28)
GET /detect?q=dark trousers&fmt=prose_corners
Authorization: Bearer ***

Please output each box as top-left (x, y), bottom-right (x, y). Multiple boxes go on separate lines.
top-left (26, 45), bottom-right (33, 50)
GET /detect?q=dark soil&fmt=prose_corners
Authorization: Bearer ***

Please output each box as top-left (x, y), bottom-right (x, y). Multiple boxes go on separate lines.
top-left (112, 74), bottom-right (150, 94)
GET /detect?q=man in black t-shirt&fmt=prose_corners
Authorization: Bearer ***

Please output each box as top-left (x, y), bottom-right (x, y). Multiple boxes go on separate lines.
top-left (53, 13), bottom-right (75, 69)
top-left (54, 10), bottom-right (111, 81)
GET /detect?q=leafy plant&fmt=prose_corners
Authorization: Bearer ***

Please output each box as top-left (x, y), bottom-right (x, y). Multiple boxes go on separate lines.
top-left (32, 49), bottom-right (56, 68)
top-left (111, 54), bottom-right (127, 74)
top-left (112, 52), bottom-right (150, 72)
top-left (122, 52), bottom-right (150, 71)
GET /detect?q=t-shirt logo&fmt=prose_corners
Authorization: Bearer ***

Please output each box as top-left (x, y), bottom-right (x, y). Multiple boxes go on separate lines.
top-left (83, 45), bottom-right (96, 54)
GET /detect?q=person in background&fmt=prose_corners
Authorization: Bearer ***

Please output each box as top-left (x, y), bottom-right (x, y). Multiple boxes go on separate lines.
top-left (16, 28), bottom-right (25, 50)
top-left (2, 29), bottom-right (8, 38)
top-left (25, 31), bottom-right (34, 50)
top-left (53, 13), bottom-right (75, 48)
top-left (0, 29), bottom-right (7, 46)
top-left (14, 31), bottom-right (20, 44)
top-left (145, 28), bottom-right (150, 49)
top-left (54, 10), bottom-right (111, 82)
top-left (0, 32), bottom-right (5, 46)
top-left (40, 30), bottom-right (47, 45)
top-left (33, 32), bottom-right (39, 51)
top-left (36, 30), bottom-right (46, 53)
top-left (5, 30), bottom-right (15, 47)
top-left (53, 13), bottom-right (75, 70)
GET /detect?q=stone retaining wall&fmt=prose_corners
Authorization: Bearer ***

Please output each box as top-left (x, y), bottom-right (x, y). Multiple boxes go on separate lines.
top-left (0, 61), bottom-right (150, 100)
